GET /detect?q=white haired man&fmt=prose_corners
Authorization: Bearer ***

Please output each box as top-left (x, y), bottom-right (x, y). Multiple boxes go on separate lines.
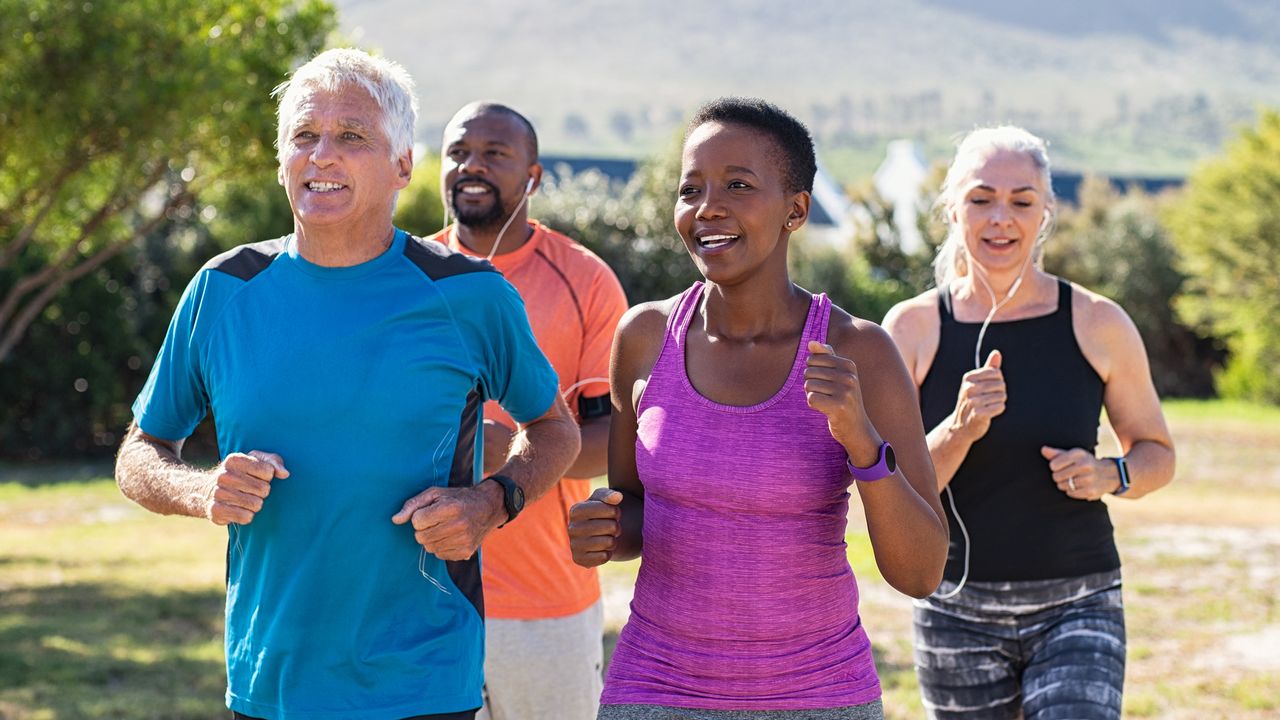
top-left (115, 48), bottom-right (580, 720)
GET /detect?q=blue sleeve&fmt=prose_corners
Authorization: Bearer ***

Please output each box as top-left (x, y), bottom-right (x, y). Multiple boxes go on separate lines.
top-left (131, 271), bottom-right (213, 441)
top-left (448, 273), bottom-right (559, 424)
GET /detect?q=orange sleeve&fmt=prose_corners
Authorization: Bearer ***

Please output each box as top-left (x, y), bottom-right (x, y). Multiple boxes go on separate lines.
top-left (572, 261), bottom-right (628, 407)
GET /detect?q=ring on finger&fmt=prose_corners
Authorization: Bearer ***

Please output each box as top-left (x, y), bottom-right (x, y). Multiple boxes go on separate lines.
top-left (1068, 477), bottom-right (1076, 491)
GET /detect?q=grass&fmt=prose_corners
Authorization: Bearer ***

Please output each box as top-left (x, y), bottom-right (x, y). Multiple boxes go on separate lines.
top-left (3, 399), bottom-right (1279, 718)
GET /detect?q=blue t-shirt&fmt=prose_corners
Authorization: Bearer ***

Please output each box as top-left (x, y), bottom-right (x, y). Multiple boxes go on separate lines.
top-left (133, 229), bottom-right (559, 719)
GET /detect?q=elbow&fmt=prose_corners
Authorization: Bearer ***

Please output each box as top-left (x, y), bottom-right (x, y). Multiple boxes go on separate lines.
top-left (889, 566), bottom-right (946, 599)
top-left (887, 577), bottom-right (938, 600)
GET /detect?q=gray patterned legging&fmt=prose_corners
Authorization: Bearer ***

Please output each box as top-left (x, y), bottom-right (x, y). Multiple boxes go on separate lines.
top-left (913, 569), bottom-right (1125, 720)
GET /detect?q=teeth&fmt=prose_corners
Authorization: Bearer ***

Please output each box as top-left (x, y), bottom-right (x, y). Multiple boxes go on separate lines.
top-left (460, 186), bottom-right (490, 195)
top-left (307, 181), bottom-right (344, 192)
top-left (699, 234), bottom-right (738, 248)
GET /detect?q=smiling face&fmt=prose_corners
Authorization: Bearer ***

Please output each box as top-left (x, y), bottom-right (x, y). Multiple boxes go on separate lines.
top-left (674, 121), bottom-right (807, 285)
top-left (277, 85), bottom-right (411, 234)
top-left (440, 110), bottom-right (538, 230)
top-left (952, 148), bottom-right (1050, 276)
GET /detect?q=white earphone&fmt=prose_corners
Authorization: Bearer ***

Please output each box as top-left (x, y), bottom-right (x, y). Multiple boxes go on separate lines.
top-left (486, 175), bottom-right (536, 261)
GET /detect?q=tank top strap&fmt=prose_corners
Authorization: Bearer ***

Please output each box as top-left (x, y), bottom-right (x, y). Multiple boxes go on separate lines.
top-left (667, 281), bottom-right (705, 349)
top-left (936, 284), bottom-right (955, 323)
top-left (806, 292), bottom-right (833, 346)
top-left (1054, 278), bottom-right (1073, 325)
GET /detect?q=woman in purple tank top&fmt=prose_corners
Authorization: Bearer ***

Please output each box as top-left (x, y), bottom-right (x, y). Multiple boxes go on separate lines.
top-left (568, 98), bottom-right (949, 720)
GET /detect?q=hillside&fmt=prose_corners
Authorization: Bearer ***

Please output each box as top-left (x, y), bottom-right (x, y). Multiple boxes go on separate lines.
top-left (332, 0), bottom-right (1280, 179)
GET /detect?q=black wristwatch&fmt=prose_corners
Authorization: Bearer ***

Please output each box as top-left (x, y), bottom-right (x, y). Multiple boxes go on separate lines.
top-left (486, 474), bottom-right (525, 527)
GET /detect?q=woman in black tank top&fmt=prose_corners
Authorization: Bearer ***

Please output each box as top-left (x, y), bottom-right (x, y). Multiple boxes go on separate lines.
top-left (884, 127), bottom-right (1176, 720)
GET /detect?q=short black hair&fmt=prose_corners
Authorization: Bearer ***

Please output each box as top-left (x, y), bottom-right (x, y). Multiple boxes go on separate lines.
top-left (686, 97), bottom-right (816, 194)
top-left (470, 102), bottom-right (539, 160)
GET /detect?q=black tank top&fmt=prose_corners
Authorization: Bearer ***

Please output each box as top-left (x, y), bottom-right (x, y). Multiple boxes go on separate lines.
top-left (919, 279), bottom-right (1120, 582)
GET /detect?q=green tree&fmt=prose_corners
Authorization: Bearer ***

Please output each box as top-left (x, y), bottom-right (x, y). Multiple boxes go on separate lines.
top-left (1164, 109), bottom-right (1280, 403)
top-left (535, 137), bottom-right (699, 303)
top-left (0, 0), bottom-right (336, 363)
top-left (0, 0), bottom-right (335, 457)
top-left (1045, 177), bottom-right (1218, 397)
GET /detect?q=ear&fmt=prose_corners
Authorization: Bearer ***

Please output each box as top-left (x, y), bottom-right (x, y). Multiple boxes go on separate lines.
top-left (526, 163), bottom-right (544, 197)
top-left (394, 148), bottom-right (414, 190)
top-left (277, 165), bottom-right (286, 188)
top-left (784, 190), bottom-right (811, 231)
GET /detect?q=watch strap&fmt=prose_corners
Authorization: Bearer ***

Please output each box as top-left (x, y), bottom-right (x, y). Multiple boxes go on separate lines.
top-left (487, 474), bottom-right (522, 525)
top-left (847, 441), bottom-right (895, 483)
top-left (1110, 456), bottom-right (1131, 495)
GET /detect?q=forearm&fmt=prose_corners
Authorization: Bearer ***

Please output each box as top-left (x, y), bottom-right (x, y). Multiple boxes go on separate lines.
top-left (926, 412), bottom-right (977, 490)
top-left (858, 474), bottom-right (949, 597)
top-left (496, 411), bottom-right (581, 505)
top-left (114, 424), bottom-right (212, 519)
top-left (605, 489), bottom-right (644, 562)
top-left (1110, 438), bottom-right (1176, 499)
top-left (565, 417), bottom-right (609, 479)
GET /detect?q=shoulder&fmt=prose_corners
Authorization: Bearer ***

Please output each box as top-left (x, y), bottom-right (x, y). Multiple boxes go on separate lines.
top-left (1069, 281), bottom-right (1145, 380)
top-left (882, 289), bottom-right (941, 342)
top-left (533, 223), bottom-right (623, 283)
top-left (826, 303), bottom-right (901, 368)
top-left (201, 236), bottom-right (289, 281)
top-left (402, 233), bottom-right (498, 281)
top-left (881, 290), bottom-right (942, 378)
top-left (612, 294), bottom-right (681, 369)
top-left (617, 296), bottom-right (680, 343)
top-left (1070, 281), bottom-right (1141, 343)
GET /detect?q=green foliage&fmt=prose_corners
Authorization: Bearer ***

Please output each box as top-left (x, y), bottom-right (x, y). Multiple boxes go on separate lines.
top-left (0, 0), bottom-right (336, 457)
top-left (1045, 177), bottom-right (1219, 397)
top-left (535, 138), bottom-right (699, 304)
top-left (843, 173), bottom-right (948, 310)
top-left (788, 239), bottom-right (906, 323)
top-left (393, 153), bottom-right (446, 237)
top-left (1165, 109), bottom-right (1280, 404)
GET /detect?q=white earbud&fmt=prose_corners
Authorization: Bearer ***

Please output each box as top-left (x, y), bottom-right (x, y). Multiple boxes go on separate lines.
top-left (525, 176), bottom-right (535, 194)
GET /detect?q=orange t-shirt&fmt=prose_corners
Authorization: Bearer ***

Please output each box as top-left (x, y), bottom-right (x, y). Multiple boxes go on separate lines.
top-left (429, 221), bottom-right (628, 619)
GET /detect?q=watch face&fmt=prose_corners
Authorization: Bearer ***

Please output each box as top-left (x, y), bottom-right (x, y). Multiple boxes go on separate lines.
top-left (884, 444), bottom-right (897, 473)
top-left (511, 484), bottom-right (526, 512)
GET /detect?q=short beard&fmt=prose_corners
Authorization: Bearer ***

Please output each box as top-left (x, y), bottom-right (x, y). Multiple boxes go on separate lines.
top-left (450, 181), bottom-right (506, 230)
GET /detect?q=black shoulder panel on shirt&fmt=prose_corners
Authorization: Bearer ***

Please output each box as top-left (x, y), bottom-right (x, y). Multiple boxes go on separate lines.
top-left (403, 234), bottom-right (498, 281)
top-left (206, 237), bottom-right (288, 281)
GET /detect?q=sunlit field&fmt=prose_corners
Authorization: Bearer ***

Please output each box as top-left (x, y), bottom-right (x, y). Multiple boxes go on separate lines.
top-left (2, 400), bottom-right (1277, 718)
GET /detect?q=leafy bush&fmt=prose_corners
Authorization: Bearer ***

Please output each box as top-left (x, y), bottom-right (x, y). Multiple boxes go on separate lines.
top-left (1164, 109), bottom-right (1280, 404)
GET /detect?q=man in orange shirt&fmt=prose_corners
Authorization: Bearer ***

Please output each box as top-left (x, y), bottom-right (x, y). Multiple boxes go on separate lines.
top-left (429, 102), bottom-right (627, 720)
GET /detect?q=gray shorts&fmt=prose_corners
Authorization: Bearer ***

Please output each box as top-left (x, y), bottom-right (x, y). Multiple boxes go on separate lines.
top-left (913, 569), bottom-right (1125, 720)
top-left (597, 700), bottom-right (883, 720)
top-left (478, 600), bottom-right (604, 720)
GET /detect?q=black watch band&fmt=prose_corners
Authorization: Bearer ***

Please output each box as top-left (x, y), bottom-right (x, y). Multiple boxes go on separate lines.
top-left (487, 474), bottom-right (525, 526)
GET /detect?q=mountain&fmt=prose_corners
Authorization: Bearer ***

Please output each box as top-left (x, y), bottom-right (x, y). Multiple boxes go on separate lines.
top-left (330, 0), bottom-right (1280, 179)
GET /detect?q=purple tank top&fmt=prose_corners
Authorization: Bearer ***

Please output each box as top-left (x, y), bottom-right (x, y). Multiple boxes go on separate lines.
top-left (600, 282), bottom-right (881, 710)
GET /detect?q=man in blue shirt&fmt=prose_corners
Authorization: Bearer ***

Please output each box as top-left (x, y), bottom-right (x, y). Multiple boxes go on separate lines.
top-left (114, 48), bottom-right (580, 720)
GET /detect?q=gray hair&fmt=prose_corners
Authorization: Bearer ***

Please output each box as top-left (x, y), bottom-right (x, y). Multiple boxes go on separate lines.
top-left (932, 126), bottom-right (1056, 288)
top-left (272, 48), bottom-right (418, 165)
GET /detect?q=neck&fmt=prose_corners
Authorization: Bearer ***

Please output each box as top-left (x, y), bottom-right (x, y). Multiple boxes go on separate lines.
top-left (957, 266), bottom-right (1051, 311)
top-left (294, 220), bottom-right (396, 267)
top-left (701, 267), bottom-right (806, 341)
top-left (454, 208), bottom-right (532, 257)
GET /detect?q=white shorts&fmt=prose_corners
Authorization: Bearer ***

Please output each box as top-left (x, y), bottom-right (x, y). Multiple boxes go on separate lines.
top-left (478, 599), bottom-right (604, 720)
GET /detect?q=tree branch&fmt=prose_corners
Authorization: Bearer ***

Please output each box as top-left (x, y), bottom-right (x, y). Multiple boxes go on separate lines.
top-left (0, 185), bottom-right (189, 363)
top-left (0, 163), bottom-right (164, 330)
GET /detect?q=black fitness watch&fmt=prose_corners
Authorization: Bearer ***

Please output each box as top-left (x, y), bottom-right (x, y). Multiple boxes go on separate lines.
top-left (486, 474), bottom-right (525, 527)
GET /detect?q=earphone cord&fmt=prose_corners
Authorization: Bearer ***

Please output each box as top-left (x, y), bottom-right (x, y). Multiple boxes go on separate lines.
top-left (935, 249), bottom-right (1035, 601)
top-left (486, 190), bottom-right (531, 262)
top-left (439, 181), bottom-right (534, 262)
